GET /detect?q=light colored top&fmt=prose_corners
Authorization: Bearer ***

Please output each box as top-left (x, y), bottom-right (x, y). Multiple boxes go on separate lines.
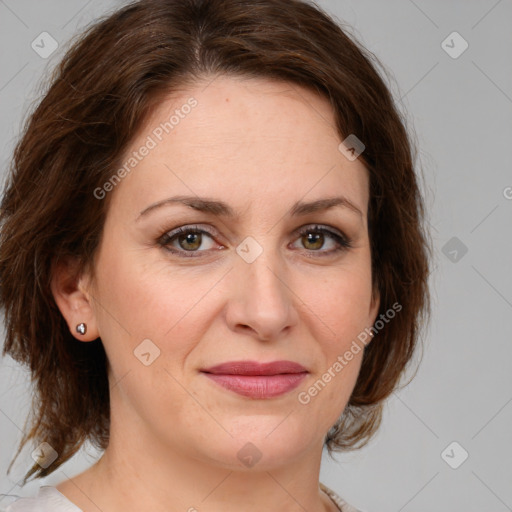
top-left (1, 483), bottom-right (364, 512)
top-left (1, 486), bottom-right (81, 512)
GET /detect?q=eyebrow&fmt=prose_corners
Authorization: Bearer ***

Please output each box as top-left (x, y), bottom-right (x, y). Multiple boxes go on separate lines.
top-left (137, 195), bottom-right (363, 221)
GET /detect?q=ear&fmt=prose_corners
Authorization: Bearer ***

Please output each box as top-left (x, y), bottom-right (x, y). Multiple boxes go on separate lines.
top-left (50, 257), bottom-right (99, 342)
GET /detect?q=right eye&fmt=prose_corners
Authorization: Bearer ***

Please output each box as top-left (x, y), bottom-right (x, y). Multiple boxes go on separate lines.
top-left (157, 225), bottom-right (223, 257)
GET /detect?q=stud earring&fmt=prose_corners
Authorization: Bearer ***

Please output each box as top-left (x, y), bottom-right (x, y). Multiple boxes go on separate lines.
top-left (76, 323), bottom-right (87, 335)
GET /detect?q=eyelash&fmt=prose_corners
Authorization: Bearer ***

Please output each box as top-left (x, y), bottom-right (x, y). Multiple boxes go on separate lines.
top-left (157, 224), bottom-right (352, 258)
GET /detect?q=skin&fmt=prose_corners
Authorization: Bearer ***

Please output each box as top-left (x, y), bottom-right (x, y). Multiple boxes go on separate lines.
top-left (52, 74), bottom-right (380, 512)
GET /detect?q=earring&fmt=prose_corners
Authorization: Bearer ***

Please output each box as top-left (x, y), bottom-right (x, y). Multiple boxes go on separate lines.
top-left (76, 323), bottom-right (87, 335)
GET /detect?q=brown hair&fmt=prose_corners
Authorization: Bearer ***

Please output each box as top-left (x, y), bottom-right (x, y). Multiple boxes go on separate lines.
top-left (0, 0), bottom-right (431, 483)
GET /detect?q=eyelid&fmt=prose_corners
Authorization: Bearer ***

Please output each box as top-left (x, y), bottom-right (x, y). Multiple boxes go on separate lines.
top-left (293, 224), bottom-right (352, 252)
top-left (157, 223), bottom-right (352, 257)
top-left (157, 224), bottom-right (222, 250)
top-left (293, 223), bottom-right (346, 239)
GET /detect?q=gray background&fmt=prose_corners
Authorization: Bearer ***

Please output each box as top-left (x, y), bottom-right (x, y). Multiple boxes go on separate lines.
top-left (0, 1), bottom-right (511, 511)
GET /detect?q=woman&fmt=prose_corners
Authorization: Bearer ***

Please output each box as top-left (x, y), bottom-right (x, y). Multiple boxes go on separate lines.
top-left (0, 0), bottom-right (430, 511)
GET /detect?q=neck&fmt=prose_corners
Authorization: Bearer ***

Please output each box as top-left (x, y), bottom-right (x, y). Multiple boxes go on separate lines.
top-left (56, 425), bottom-right (335, 512)
top-left (56, 385), bottom-right (337, 512)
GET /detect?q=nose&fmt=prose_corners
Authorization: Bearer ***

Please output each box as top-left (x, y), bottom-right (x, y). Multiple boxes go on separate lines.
top-left (225, 243), bottom-right (299, 341)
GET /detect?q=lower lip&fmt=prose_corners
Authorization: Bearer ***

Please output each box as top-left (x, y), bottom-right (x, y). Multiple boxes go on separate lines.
top-left (201, 372), bottom-right (307, 398)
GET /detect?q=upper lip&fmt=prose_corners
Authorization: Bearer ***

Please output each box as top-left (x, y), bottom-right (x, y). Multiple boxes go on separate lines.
top-left (201, 360), bottom-right (308, 376)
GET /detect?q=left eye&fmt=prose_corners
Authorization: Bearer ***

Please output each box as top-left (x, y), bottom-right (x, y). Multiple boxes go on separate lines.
top-left (158, 224), bottom-right (351, 257)
top-left (292, 225), bottom-right (351, 255)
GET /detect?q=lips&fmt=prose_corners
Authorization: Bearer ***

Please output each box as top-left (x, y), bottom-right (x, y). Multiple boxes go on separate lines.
top-left (201, 360), bottom-right (308, 376)
top-left (200, 360), bottom-right (308, 399)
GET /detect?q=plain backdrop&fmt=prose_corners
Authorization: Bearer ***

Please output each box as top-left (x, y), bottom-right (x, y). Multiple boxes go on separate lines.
top-left (0, 1), bottom-right (511, 511)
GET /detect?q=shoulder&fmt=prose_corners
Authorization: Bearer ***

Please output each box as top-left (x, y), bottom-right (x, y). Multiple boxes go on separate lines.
top-left (2, 486), bottom-right (82, 512)
top-left (319, 482), bottom-right (368, 512)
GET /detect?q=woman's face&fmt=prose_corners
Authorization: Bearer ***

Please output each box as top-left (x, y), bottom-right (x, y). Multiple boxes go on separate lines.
top-left (85, 75), bottom-right (379, 469)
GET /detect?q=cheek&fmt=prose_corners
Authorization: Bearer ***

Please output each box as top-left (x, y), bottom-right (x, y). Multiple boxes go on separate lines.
top-left (94, 243), bottom-right (185, 333)
top-left (298, 343), bottom-right (364, 437)
top-left (92, 243), bottom-right (215, 371)
top-left (293, 264), bottom-right (373, 415)
top-left (298, 263), bottom-right (373, 343)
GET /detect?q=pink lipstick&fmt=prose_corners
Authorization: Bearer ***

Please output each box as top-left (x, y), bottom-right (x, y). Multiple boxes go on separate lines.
top-left (201, 360), bottom-right (308, 399)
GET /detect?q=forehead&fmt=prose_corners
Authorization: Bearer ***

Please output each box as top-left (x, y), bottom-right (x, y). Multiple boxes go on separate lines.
top-left (108, 75), bottom-right (369, 220)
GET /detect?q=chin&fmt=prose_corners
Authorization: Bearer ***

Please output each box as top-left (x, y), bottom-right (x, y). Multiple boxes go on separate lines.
top-left (193, 419), bottom-right (319, 471)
